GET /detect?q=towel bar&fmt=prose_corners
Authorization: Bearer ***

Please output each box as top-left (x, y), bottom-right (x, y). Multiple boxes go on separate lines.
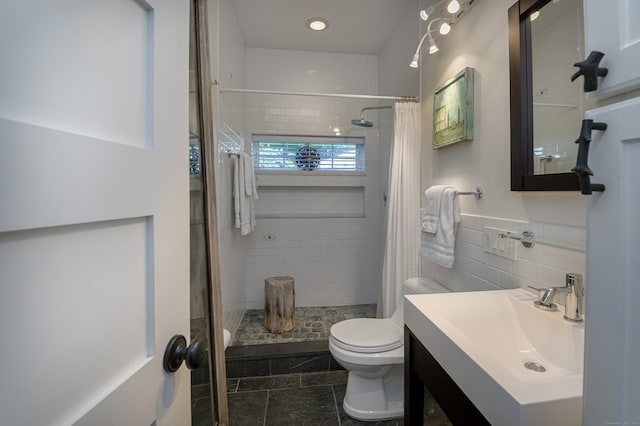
top-left (456, 187), bottom-right (483, 200)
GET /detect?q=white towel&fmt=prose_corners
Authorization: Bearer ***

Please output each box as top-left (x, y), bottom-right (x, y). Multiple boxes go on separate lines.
top-left (233, 152), bottom-right (259, 235)
top-left (244, 153), bottom-right (256, 197)
top-left (420, 187), bottom-right (460, 268)
top-left (421, 185), bottom-right (450, 234)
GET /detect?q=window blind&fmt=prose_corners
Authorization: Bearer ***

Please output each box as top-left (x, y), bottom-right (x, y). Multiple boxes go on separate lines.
top-left (252, 134), bottom-right (365, 172)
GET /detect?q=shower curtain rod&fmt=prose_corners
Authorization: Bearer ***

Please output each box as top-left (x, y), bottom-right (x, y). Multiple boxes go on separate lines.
top-left (218, 87), bottom-right (418, 102)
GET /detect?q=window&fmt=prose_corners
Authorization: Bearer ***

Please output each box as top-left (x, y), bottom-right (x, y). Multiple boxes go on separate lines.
top-left (434, 105), bottom-right (447, 133)
top-left (252, 134), bottom-right (365, 172)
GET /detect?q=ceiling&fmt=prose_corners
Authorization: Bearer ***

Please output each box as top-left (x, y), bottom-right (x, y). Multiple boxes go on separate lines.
top-left (230, 0), bottom-right (416, 55)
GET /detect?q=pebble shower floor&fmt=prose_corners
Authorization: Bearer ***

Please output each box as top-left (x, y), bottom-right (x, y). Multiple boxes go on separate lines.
top-left (232, 304), bottom-right (377, 346)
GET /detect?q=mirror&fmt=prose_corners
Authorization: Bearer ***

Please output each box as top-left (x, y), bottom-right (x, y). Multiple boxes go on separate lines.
top-left (509, 0), bottom-right (586, 191)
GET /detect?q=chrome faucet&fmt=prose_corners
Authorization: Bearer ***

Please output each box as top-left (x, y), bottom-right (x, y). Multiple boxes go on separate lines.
top-left (530, 273), bottom-right (584, 322)
top-left (562, 273), bottom-right (584, 322)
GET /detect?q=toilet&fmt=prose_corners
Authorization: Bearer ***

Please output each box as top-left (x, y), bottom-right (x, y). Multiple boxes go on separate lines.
top-left (329, 277), bottom-right (449, 421)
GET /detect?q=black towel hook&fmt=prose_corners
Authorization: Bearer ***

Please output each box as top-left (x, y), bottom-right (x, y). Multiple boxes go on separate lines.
top-left (571, 119), bottom-right (607, 195)
top-left (571, 51), bottom-right (609, 92)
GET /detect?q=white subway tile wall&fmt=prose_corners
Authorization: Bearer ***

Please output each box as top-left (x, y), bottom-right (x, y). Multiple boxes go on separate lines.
top-left (217, 158), bottom-right (247, 337)
top-left (243, 218), bottom-right (382, 308)
top-left (189, 190), bottom-right (207, 319)
top-left (423, 214), bottom-right (587, 305)
top-left (255, 186), bottom-right (365, 219)
top-left (240, 48), bottom-right (384, 309)
top-left (215, 0), bottom-right (248, 339)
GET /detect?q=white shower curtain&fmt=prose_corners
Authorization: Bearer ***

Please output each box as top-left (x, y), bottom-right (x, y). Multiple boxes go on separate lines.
top-left (379, 102), bottom-right (421, 318)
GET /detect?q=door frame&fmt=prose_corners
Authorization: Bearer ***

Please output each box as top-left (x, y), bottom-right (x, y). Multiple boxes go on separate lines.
top-left (193, 0), bottom-right (229, 423)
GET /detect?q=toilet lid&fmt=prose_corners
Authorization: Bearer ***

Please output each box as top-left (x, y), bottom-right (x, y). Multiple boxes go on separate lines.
top-left (330, 318), bottom-right (402, 353)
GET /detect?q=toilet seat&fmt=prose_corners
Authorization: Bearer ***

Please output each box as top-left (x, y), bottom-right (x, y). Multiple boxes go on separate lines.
top-left (330, 318), bottom-right (402, 353)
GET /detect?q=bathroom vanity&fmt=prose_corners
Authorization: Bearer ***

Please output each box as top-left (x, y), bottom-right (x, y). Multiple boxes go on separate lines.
top-left (403, 289), bottom-right (584, 426)
top-left (404, 327), bottom-right (489, 425)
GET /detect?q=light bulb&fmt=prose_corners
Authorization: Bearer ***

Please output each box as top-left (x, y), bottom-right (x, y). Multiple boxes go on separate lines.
top-left (447, 0), bottom-right (461, 14)
top-left (439, 22), bottom-right (451, 35)
top-left (428, 38), bottom-right (439, 54)
top-left (410, 53), bottom-right (420, 68)
top-left (530, 11), bottom-right (540, 21)
top-left (420, 9), bottom-right (429, 21)
top-left (306, 18), bottom-right (328, 31)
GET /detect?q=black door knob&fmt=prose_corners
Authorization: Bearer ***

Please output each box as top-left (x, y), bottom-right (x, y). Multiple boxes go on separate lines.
top-left (163, 334), bottom-right (207, 373)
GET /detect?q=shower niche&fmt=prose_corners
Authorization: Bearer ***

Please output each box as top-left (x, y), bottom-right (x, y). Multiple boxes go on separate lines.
top-left (255, 185), bottom-right (365, 219)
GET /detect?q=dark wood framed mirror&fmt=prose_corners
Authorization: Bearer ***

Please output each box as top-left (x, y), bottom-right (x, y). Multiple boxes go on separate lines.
top-left (508, 0), bottom-right (581, 191)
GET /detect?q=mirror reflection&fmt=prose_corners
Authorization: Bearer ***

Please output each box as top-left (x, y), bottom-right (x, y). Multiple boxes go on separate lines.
top-left (530, 0), bottom-right (588, 174)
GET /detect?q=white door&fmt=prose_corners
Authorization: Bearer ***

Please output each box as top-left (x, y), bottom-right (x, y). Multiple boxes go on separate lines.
top-left (0, 1), bottom-right (191, 425)
top-left (584, 0), bottom-right (640, 99)
top-left (583, 97), bottom-right (640, 425)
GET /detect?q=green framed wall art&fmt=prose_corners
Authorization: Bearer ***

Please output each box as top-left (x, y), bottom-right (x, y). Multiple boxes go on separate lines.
top-left (433, 67), bottom-right (475, 149)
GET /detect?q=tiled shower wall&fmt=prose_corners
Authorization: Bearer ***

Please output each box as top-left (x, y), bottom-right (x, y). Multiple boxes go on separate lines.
top-left (210, 0), bottom-right (247, 337)
top-left (189, 186), bottom-right (207, 319)
top-left (216, 156), bottom-right (247, 336)
top-left (211, 0), bottom-right (425, 329)
top-left (239, 48), bottom-right (386, 309)
top-left (423, 214), bottom-right (586, 303)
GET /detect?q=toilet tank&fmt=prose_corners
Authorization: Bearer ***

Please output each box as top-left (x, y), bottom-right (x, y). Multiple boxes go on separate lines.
top-left (403, 277), bottom-right (448, 296)
top-left (391, 277), bottom-right (449, 326)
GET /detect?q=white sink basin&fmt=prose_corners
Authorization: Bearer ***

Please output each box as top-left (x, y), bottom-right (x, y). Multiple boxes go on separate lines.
top-left (405, 288), bottom-right (584, 426)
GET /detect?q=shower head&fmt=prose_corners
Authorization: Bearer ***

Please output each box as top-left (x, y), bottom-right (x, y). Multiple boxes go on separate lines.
top-left (351, 105), bottom-right (392, 128)
top-left (351, 118), bottom-right (374, 127)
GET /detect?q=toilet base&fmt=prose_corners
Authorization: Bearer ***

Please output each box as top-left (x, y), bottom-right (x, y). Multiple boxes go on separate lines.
top-left (343, 399), bottom-right (404, 422)
top-left (342, 365), bottom-right (404, 421)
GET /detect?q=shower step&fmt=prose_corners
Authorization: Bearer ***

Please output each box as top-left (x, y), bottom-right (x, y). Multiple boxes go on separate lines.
top-left (225, 340), bottom-right (343, 379)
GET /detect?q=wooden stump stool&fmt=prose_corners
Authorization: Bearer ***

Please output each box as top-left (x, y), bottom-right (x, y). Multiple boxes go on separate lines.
top-left (264, 276), bottom-right (295, 334)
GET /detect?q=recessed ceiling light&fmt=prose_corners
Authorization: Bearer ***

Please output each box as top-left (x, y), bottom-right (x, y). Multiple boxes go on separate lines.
top-left (306, 17), bottom-right (329, 31)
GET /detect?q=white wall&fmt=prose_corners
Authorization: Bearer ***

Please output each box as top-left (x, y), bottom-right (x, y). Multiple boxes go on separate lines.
top-left (419, 0), bottom-right (586, 296)
top-left (378, 0), bottom-right (420, 99)
top-left (240, 48), bottom-right (384, 309)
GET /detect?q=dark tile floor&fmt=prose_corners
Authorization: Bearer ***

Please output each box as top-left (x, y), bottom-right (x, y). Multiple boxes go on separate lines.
top-left (191, 317), bottom-right (214, 426)
top-left (194, 306), bottom-right (452, 425)
top-left (227, 370), bottom-right (452, 426)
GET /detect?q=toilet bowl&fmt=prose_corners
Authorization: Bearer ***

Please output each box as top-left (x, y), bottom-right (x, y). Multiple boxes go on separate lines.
top-left (329, 277), bottom-right (449, 421)
top-left (223, 329), bottom-right (231, 350)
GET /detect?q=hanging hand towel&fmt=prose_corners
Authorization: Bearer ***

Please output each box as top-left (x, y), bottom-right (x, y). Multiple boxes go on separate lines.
top-left (233, 152), bottom-right (259, 236)
top-left (233, 155), bottom-right (241, 229)
top-left (420, 187), bottom-right (460, 268)
top-left (421, 185), bottom-right (450, 234)
top-left (243, 152), bottom-right (257, 198)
